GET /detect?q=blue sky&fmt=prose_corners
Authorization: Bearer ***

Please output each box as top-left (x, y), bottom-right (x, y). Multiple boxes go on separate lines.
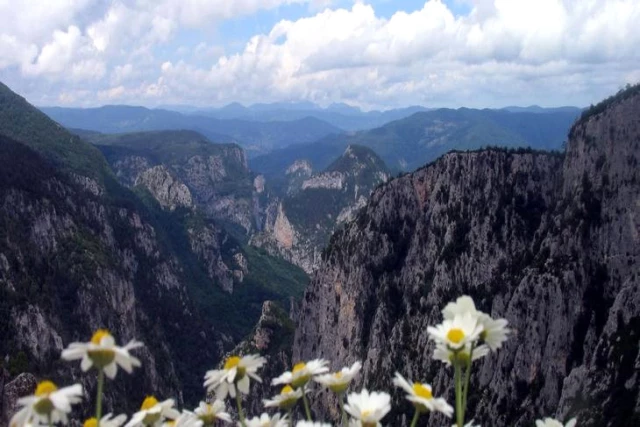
top-left (0, 1), bottom-right (638, 110)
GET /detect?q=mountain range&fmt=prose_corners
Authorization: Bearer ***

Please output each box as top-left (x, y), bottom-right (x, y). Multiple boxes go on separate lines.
top-left (0, 79), bottom-right (636, 427)
top-left (40, 105), bottom-right (342, 157)
top-left (251, 107), bottom-right (580, 174)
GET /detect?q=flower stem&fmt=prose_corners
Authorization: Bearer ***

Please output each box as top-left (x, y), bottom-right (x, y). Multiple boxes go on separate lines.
top-left (48, 414), bottom-right (53, 427)
top-left (96, 369), bottom-right (105, 425)
top-left (288, 408), bottom-right (293, 427)
top-left (301, 391), bottom-right (312, 421)
top-left (409, 409), bottom-right (420, 427)
top-left (455, 356), bottom-right (464, 427)
top-left (338, 393), bottom-right (346, 427)
top-left (235, 392), bottom-right (246, 427)
top-left (462, 344), bottom-right (474, 416)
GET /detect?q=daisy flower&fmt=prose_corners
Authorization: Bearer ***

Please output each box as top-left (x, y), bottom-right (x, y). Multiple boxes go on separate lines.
top-left (441, 296), bottom-right (509, 351)
top-left (263, 385), bottom-right (303, 410)
top-left (344, 389), bottom-right (391, 427)
top-left (125, 396), bottom-right (180, 427)
top-left (61, 329), bottom-right (143, 378)
top-left (433, 342), bottom-right (490, 366)
top-left (314, 361), bottom-right (361, 394)
top-left (83, 414), bottom-right (128, 427)
top-left (477, 314), bottom-right (509, 351)
top-left (272, 359), bottom-right (329, 389)
top-left (442, 296), bottom-right (480, 320)
top-left (535, 418), bottom-right (577, 427)
top-left (241, 413), bottom-right (288, 427)
top-left (296, 422), bottom-right (332, 427)
top-left (194, 400), bottom-right (232, 424)
top-left (204, 354), bottom-right (266, 399)
top-left (392, 373), bottom-right (453, 417)
top-left (427, 313), bottom-right (483, 351)
top-left (10, 381), bottom-right (83, 426)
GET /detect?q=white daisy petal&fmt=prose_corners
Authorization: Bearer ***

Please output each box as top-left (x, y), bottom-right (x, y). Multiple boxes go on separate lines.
top-left (61, 329), bottom-right (143, 378)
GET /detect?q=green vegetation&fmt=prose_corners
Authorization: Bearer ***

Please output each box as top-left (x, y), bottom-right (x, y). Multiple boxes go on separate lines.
top-left (577, 82), bottom-right (640, 125)
top-left (0, 82), bottom-right (111, 181)
top-left (42, 105), bottom-right (342, 154)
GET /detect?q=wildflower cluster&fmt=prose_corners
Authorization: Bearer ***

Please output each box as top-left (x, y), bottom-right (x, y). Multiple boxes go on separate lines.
top-left (9, 296), bottom-right (576, 427)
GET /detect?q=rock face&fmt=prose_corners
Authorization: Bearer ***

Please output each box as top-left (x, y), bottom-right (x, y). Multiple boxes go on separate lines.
top-left (230, 301), bottom-right (295, 416)
top-left (0, 373), bottom-right (36, 426)
top-left (135, 165), bottom-right (193, 210)
top-left (293, 91), bottom-right (640, 426)
top-left (251, 145), bottom-right (390, 273)
top-left (94, 130), bottom-right (255, 231)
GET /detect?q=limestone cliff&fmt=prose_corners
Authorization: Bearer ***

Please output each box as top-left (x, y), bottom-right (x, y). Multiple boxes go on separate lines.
top-left (292, 89), bottom-right (640, 426)
top-left (93, 130), bottom-right (255, 231)
top-left (251, 145), bottom-right (390, 273)
top-left (135, 165), bottom-right (193, 210)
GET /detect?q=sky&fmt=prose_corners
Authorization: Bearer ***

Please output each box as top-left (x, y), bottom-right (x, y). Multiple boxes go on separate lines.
top-left (0, 0), bottom-right (639, 110)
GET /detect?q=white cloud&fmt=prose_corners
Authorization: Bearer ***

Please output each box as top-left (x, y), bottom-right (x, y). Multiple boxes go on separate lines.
top-left (0, 1), bottom-right (639, 108)
top-left (149, 0), bottom-right (640, 108)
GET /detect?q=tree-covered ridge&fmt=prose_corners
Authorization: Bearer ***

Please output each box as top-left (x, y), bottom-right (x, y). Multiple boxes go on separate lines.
top-left (41, 105), bottom-right (343, 156)
top-left (0, 83), bottom-right (111, 182)
top-left (575, 82), bottom-right (640, 126)
top-left (84, 129), bottom-right (251, 183)
top-left (251, 107), bottom-right (578, 175)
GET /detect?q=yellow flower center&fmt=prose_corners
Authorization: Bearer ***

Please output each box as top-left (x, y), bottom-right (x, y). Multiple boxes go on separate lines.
top-left (33, 382), bottom-right (57, 415)
top-left (292, 362), bottom-right (306, 373)
top-left (141, 396), bottom-right (159, 410)
top-left (224, 355), bottom-right (246, 380)
top-left (165, 421), bottom-right (176, 427)
top-left (281, 385), bottom-right (294, 394)
top-left (361, 410), bottom-right (372, 418)
top-left (447, 328), bottom-right (465, 344)
top-left (334, 372), bottom-right (343, 378)
top-left (199, 404), bottom-right (218, 425)
top-left (35, 381), bottom-right (58, 396)
top-left (84, 418), bottom-right (98, 427)
top-left (224, 356), bottom-right (241, 370)
top-left (412, 383), bottom-right (433, 400)
top-left (91, 329), bottom-right (112, 345)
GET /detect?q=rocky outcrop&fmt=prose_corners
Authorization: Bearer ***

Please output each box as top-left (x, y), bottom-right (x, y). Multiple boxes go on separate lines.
top-left (188, 222), bottom-right (237, 293)
top-left (0, 373), bottom-right (36, 426)
top-left (135, 165), bottom-right (193, 210)
top-left (301, 172), bottom-right (344, 190)
top-left (230, 301), bottom-right (295, 416)
top-left (252, 146), bottom-right (390, 273)
top-left (286, 160), bottom-right (313, 176)
top-left (292, 93), bottom-right (640, 426)
top-left (286, 160), bottom-right (313, 195)
top-left (112, 155), bottom-right (152, 186)
top-left (273, 203), bottom-right (296, 250)
top-left (96, 132), bottom-right (255, 232)
top-left (254, 175), bottom-right (266, 194)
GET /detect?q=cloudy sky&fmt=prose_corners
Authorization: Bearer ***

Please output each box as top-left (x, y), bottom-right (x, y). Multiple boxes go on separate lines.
top-left (1, 0), bottom-right (639, 110)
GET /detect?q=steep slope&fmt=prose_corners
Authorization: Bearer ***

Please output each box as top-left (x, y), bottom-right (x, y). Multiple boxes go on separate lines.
top-left (0, 132), bottom-right (223, 413)
top-left (251, 145), bottom-right (390, 272)
top-left (84, 130), bottom-right (255, 232)
top-left (292, 88), bottom-right (640, 426)
top-left (0, 82), bottom-right (307, 420)
top-left (41, 106), bottom-right (343, 156)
